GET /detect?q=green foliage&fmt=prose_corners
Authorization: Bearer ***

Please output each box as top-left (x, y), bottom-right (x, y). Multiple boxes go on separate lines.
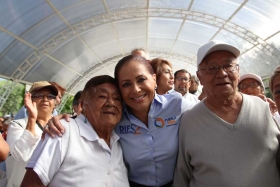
top-left (60, 95), bottom-right (74, 115)
top-left (0, 80), bottom-right (25, 116)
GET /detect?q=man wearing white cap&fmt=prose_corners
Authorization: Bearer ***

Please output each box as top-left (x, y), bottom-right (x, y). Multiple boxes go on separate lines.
top-left (174, 40), bottom-right (280, 187)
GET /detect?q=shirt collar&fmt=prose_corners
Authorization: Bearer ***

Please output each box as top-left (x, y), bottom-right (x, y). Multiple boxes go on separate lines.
top-left (76, 114), bottom-right (119, 143)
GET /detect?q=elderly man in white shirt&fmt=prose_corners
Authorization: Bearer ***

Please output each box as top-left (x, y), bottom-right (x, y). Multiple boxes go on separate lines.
top-left (21, 75), bottom-right (129, 187)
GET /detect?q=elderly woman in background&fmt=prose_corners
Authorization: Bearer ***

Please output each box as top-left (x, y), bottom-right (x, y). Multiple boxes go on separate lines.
top-left (269, 66), bottom-right (280, 124)
top-left (21, 75), bottom-right (129, 187)
top-left (6, 81), bottom-right (58, 187)
top-left (150, 58), bottom-right (174, 95)
top-left (238, 73), bottom-right (278, 115)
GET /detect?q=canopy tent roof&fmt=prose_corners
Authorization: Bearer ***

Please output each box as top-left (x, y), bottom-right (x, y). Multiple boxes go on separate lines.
top-left (1, 0), bottom-right (280, 110)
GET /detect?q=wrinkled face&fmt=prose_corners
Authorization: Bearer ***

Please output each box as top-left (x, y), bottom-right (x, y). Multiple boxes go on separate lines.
top-left (118, 61), bottom-right (156, 115)
top-left (272, 74), bottom-right (280, 113)
top-left (238, 78), bottom-right (263, 96)
top-left (189, 77), bottom-right (198, 93)
top-left (32, 88), bottom-right (56, 115)
top-left (157, 64), bottom-right (174, 94)
top-left (197, 50), bottom-right (239, 99)
top-left (174, 72), bottom-right (191, 95)
top-left (83, 83), bottom-right (122, 129)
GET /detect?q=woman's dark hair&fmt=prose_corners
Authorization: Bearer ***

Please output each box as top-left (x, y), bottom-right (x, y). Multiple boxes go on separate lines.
top-left (82, 75), bottom-right (118, 101)
top-left (72, 91), bottom-right (82, 106)
top-left (114, 55), bottom-right (154, 85)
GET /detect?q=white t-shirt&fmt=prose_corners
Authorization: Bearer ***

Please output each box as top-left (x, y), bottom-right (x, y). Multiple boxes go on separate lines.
top-left (26, 114), bottom-right (129, 187)
top-left (183, 92), bottom-right (200, 104)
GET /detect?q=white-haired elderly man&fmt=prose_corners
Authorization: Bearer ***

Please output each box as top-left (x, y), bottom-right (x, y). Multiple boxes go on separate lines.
top-left (174, 40), bottom-right (280, 187)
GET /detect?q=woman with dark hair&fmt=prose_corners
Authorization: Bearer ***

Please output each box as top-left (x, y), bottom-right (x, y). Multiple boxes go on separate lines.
top-left (21, 75), bottom-right (129, 187)
top-left (149, 58), bottom-right (174, 95)
top-left (47, 55), bottom-right (195, 187)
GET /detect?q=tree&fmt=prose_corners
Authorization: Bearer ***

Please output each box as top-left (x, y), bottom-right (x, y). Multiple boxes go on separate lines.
top-left (60, 95), bottom-right (74, 115)
top-left (0, 80), bottom-right (25, 116)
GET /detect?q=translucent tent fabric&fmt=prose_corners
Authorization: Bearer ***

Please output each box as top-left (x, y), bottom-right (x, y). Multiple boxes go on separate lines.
top-left (1, 0), bottom-right (280, 100)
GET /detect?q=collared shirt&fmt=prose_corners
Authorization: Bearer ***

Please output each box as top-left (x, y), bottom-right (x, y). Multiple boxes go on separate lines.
top-left (115, 92), bottom-right (195, 186)
top-left (27, 114), bottom-right (129, 187)
top-left (182, 92), bottom-right (200, 104)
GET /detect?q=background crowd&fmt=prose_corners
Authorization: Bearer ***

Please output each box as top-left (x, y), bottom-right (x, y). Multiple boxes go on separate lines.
top-left (0, 41), bottom-right (280, 187)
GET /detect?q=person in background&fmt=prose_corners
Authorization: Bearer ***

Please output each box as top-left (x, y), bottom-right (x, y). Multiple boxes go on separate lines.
top-left (269, 66), bottom-right (280, 124)
top-left (14, 82), bottom-right (65, 120)
top-left (0, 136), bottom-right (9, 162)
top-left (45, 55), bottom-right (195, 187)
top-left (174, 40), bottom-right (280, 187)
top-left (48, 82), bottom-right (66, 106)
top-left (150, 58), bottom-right (174, 94)
top-left (238, 73), bottom-right (278, 115)
top-left (174, 69), bottom-right (200, 103)
top-left (131, 47), bottom-right (150, 61)
top-left (72, 91), bottom-right (82, 118)
top-left (21, 76), bottom-right (129, 187)
top-left (189, 75), bottom-right (200, 96)
top-left (6, 81), bottom-right (58, 187)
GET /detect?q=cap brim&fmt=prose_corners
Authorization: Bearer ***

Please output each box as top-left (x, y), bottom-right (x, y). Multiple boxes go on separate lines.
top-left (31, 85), bottom-right (58, 96)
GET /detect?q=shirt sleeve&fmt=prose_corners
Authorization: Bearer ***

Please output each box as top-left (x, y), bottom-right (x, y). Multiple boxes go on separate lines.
top-left (7, 120), bottom-right (40, 162)
top-left (26, 120), bottom-right (70, 186)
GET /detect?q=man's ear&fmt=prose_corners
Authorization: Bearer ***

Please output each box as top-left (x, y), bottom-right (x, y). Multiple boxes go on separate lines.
top-left (196, 71), bottom-right (203, 86)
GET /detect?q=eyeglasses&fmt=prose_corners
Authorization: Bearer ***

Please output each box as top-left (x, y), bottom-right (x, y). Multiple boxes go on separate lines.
top-left (176, 77), bottom-right (190, 82)
top-left (238, 82), bottom-right (261, 90)
top-left (32, 94), bottom-right (56, 100)
top-left (199, 64), bottom-right (239, 74)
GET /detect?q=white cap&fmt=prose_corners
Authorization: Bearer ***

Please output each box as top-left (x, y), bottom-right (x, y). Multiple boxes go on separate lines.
top-left (197, 40), bottom-right (240, 67)
top-left (239, 73), bottom-right (264, 88)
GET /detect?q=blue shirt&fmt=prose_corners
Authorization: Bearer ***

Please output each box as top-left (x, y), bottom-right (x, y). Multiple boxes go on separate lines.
top-left (115, 92), bottom-right (195, 186)
top-left (14, 106), bottom-right (58, 120)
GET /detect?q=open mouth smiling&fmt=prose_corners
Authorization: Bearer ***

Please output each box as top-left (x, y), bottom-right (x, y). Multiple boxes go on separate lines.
top-left (132, 94), bottom-right (146, 102)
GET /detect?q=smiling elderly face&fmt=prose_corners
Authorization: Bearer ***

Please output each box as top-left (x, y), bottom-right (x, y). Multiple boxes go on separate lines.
top-left (197, 50), bottom-right (239, 99)
top-left (82, 83), bottom-right (122, 130)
